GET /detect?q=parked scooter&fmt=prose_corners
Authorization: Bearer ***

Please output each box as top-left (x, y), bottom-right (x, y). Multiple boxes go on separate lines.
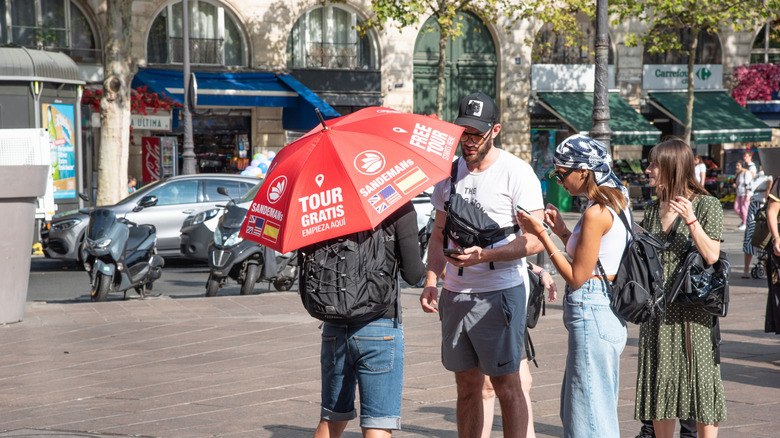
top-left (206, 187), bottom-right (297, 297)
top-left (83, 206), bottom-right (165, 302)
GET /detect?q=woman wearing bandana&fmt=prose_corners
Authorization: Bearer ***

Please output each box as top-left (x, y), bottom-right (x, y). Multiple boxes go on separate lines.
top-left (517, 134), bottom-right (629, 437)
top-left (636, 138), bottom-right (726, 438)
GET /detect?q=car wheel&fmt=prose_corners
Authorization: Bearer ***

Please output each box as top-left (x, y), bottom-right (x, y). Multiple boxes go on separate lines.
top-left (91, 273), bottom-right (111, 302)
top-left (205, 273), bottom-right (221, 297)
top-left (241, 264), bottom-right (260, 295)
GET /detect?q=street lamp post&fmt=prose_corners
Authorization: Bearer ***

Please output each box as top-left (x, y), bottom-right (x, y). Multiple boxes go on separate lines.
top-left (181, 0), bottom-right (196, 175)
top-left (590, 0), bottom-right (612, 150)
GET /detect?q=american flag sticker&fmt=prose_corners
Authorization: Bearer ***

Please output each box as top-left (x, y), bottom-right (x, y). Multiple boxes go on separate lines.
top-left (262, 220), bottom-right (280, 243)
top-left (247, 216), bottom-right (264, 236)
top-left (395, 167), bottom-right (429, 195)
top-left (379, 185), bottom-right (401, 205)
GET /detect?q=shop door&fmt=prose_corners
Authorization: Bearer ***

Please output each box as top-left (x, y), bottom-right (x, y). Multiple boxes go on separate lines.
top-left (413, 12), bottom-right (497, 123)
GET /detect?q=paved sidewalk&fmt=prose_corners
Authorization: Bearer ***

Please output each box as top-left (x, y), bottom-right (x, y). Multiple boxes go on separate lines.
top-left (1, 210), bottom-right (778, 437)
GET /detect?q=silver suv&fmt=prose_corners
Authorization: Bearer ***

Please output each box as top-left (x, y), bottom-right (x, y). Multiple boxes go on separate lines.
top-left (43, 174), bottom-right (261, 263)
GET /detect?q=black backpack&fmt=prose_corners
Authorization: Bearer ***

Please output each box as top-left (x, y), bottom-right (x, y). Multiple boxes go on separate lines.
top-left (298, 224), bottom-right (398, 324)
top-left (598, 211), bottom-right (667, 325)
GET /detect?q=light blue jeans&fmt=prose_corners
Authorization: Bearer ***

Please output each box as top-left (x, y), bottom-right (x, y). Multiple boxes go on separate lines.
top-left (560, 279), bottom-right (627, 438)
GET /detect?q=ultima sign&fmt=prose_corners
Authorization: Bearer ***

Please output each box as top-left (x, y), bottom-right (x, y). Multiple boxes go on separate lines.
top-left (643, 64), bottom-right (722, 90)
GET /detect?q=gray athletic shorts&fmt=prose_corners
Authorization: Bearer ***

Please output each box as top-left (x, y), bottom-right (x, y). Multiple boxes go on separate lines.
top-left (439, 284), bottom-right (526, 376)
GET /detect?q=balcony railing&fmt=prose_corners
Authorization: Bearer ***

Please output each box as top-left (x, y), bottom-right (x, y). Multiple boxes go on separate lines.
top-left (169, 37), bottom-right (224, 65)
top-left (301, 42), bottom-right (359, 69)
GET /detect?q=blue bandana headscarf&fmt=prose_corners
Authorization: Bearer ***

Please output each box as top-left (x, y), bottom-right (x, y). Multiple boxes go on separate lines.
top-left (554, 134), bottom-right (628, 199)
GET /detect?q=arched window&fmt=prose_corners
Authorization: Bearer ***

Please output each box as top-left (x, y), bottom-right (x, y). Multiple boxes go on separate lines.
top-left (642, 27), bottom-right (722, 64)
top-left (286, 5), bottom-right (377, 70)
top-left (532, 14), bottom-right (614, 64)
top-left (147, 1), bottom-right (247, 67)
top-left (750, 19), bottom-right (780, 64)
top-left (0, 0), bottom-right (100, 63)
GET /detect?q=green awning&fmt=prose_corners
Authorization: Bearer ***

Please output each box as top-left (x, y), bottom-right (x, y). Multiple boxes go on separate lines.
top-left (538, 92), bottom-right (661, 146)
top-left (648, 92), bottom-right (772, 143)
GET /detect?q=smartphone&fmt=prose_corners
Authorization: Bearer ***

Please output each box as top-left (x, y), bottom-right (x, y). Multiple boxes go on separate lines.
top-left (515, 204), bottom-right (531, 215)
top-left (443, 248), bottom-right (464, 256)
top-left (516, 205), bottom-right (552, 235)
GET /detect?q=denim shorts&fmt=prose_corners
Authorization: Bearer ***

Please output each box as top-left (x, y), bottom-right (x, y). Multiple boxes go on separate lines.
top-left (320, 318), bottom-right (404, 430)
top-left (439, 284), bottom-right (526, 376)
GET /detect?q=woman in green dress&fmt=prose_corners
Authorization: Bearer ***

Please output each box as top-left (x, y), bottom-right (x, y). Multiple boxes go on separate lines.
top-left (636, 138), bottom-right (726, 438)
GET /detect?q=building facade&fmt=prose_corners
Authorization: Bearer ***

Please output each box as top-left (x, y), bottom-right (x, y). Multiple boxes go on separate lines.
top-left (2, 0), bottom-right (776, 192)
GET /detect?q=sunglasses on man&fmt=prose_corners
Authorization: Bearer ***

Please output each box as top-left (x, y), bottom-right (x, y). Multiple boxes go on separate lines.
top-left (460, 130), bottom-right (491, 144)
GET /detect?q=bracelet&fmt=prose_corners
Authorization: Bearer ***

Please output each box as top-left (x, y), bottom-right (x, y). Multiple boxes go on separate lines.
top-left (549, 249), bottom-right (562, 258)
top-left (686, 218), bottom-right (698, 226)
top-left (535, 268), bottom-right (545, 276)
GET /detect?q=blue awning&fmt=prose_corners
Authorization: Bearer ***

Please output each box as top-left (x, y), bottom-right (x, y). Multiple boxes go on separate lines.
top-left (132, 68), bottom-right (339, 131)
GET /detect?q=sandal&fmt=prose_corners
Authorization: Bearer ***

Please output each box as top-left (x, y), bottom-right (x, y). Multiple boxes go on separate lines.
top-left (741, 275), bottom-right (751, 279)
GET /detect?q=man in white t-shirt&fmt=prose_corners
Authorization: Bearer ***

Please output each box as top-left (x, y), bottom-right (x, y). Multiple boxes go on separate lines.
top-left (419, 92), bottom-right (545, 437)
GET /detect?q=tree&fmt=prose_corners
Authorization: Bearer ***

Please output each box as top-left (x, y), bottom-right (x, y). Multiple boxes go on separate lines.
top-left (359, 0), bottom-right (587, 117)
top-left (609, 0), bottom-right (778, 144)
top-left (97, 0), bottom-right (135, 206)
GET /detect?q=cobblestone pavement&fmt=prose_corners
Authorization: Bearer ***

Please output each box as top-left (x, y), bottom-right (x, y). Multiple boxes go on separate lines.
top-left (1, 209), bottom-right (777, 437)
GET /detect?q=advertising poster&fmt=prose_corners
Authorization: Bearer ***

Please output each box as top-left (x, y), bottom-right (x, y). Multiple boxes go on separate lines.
top-left (42, 103), bottom-right (76, 199)
top-left (531, 129), bottom-right (555, 181)
top-left (142, 137), bottom-right (161, 182)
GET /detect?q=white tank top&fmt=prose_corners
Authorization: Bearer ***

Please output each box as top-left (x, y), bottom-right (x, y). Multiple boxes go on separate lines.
top-left (565, 202), bottom-right (629, 276)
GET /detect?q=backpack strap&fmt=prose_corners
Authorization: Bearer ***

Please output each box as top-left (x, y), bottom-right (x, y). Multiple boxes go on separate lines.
top-left (444, 159), bottom-right (466, 276)
top-left (524, 330), bottom-right (538, 368)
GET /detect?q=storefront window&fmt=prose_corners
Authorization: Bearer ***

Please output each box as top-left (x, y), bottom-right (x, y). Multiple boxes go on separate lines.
top-left (286, 5), bottom-right (377, 70)
top-left (532, 13), bottom-right (614, 64)
top-left (2, 0), bottom-right (100, 63)
top-left (750, 19), bottom-right (780, 64)
top-left (146, 0), bottom-right (247, 67)
top-left (642, 27), bottom-right (722, 65)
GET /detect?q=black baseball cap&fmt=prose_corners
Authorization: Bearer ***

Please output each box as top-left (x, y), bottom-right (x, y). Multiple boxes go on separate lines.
top-left (454, 92), bottom-right (498, 133)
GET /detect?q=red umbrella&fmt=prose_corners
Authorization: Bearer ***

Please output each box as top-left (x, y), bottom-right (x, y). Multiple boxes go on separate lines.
top-left (239, 107), bottom-right (464, 253)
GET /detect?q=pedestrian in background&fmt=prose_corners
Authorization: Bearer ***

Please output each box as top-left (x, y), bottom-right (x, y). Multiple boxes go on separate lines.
top-left (516, 133), bottom-right (629, 438)
top-left (127, 176), bottom-right (137, 193)
top-left (734, 161), bottom-right (753, 230)
top-left (742, 167), bottom-right (771, 279)
top-left (694, 154), bottom-right (707, 186)
top-left (636, 138), bottom-right (725, 438)
top-left (420, 92), bottom-right (545, 437)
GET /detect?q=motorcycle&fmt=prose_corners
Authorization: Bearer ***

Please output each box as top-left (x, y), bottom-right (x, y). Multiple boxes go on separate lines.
top-left (83, 206), bottom-right (165, 302)
top-left (205, 187), bottom-right (297, 297)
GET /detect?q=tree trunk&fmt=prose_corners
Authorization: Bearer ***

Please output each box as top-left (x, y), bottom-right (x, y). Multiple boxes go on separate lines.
top-left (684, 32), bottom-right (698, 145)
top-left (436, 26), bottom-right (447, 118)
top-left (97, 0), bottom-right (135, 206)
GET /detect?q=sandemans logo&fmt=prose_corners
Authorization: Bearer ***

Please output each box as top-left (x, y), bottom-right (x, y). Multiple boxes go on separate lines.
top-left (267, 175), bottom-right (288, 204)
top-left (354, 150), bottom-right (386, 175)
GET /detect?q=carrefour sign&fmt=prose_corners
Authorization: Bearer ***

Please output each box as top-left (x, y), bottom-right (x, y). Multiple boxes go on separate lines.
top-left (643, 64), bottom-right (722, 90)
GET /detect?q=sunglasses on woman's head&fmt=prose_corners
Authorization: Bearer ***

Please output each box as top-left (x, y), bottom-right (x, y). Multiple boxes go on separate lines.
top-left (549, 167), bottom-right (576, 183)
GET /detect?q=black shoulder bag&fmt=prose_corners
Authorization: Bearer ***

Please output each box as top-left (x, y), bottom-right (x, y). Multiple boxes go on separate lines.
top-left (667, 200), bottom-right (730, 318)
top-left (443, 159), bottom-right (519, 275)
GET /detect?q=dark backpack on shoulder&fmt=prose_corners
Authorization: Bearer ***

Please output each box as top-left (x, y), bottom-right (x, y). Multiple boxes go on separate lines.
top-left (299, 224), bottom-right (398, 324)
top-left (598, 211), bottom-right (667, 325)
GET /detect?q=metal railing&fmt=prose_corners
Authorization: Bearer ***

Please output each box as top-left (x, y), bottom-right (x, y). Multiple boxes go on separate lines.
top-left (169, 37), bottom-right (225, 65)
top-left (299, 42), bottom-right (359, 69)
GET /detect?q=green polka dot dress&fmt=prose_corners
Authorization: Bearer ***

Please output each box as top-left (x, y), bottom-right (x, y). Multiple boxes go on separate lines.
top-left (635, 195), bottom-right (727, 424)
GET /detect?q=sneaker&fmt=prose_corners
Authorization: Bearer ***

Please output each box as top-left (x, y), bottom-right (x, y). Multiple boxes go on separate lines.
top-left (738, 224), bottom-right (747, 230)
